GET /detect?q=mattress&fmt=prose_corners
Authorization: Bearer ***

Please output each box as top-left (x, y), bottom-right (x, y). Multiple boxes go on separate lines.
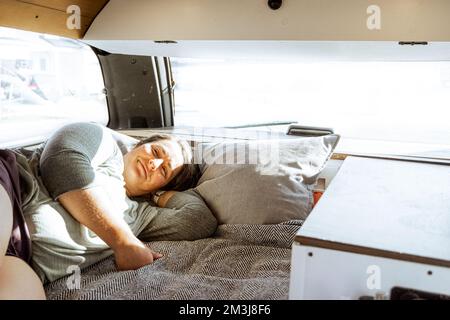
top-left (44, 220), bottom-right (302, 300)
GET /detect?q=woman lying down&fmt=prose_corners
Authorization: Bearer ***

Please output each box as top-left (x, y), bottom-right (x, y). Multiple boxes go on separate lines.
top-left (0, 122), bottom-right (217, 299)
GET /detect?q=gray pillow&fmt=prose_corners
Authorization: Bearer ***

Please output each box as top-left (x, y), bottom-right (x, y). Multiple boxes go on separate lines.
top-left (194, 135), bottom-right (340, 224)
top-left (110, 130), bottom-right (139, 154)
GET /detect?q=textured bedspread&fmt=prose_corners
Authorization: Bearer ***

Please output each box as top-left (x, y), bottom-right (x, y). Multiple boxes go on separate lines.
top-left (44, 220), bottom-right (303, 300)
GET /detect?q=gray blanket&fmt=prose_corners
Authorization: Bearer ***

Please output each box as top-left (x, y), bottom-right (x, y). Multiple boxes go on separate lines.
top-left (44, 220), bottom-right (302, 300)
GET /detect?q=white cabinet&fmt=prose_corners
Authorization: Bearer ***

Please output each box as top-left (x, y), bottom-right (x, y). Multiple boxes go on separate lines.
top-left (289, 156), bottom-right (450, 300)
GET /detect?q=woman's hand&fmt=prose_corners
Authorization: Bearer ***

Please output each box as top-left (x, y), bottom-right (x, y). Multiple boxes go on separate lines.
top-left (153, 191), bottom-right (176, 207)
top-left (113, 239), bottom-right (163, 271)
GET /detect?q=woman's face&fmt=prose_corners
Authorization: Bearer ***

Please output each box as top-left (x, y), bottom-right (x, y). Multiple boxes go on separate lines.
top-left (123, 139), bottom-right (184, 197)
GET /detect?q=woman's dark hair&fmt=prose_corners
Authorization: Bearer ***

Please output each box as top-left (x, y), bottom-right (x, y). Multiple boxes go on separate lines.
top-left (134, 134), bottom-right (200, 192)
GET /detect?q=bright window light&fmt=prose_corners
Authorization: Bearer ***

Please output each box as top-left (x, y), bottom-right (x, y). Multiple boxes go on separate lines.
top-left (172, 58), bottom-right (450, 159)
top-left (0, 27), bottom-right (108, 147)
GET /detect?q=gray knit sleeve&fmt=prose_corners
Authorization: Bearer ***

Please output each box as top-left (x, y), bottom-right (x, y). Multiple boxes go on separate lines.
top-left (137, 189), bottom-right (218, 242)
top-left (39, 122), bottom-right (118, 200)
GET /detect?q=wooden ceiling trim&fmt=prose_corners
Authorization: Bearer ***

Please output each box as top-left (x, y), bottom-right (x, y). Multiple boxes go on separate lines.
top-left (0, 0), bottom-right (109, 39)
top-left (16, 0), bottom-right (109, 18)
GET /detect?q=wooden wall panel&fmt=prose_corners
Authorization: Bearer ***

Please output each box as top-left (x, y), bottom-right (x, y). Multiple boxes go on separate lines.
top-left (0, 0), bottom-right (109, 38)
top-left (17, 0), bottom-right (108, 18)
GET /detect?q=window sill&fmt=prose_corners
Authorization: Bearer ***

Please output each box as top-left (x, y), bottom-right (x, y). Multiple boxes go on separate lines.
top-left (333, 137), bottom-right (450, 165)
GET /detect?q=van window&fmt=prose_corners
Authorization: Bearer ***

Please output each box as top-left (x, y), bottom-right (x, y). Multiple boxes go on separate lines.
top-left (0, 27), bottom-right (108, 147)
top-left (171, 58), bottom-right (450, 159)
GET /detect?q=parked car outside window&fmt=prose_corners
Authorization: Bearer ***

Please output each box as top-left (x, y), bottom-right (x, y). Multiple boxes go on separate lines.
top-left (0, 27), bottom-right (108, 148)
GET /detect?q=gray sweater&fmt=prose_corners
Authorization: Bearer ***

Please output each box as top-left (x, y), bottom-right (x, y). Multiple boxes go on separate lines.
top-left (17, 122), bottom-right (217, 283)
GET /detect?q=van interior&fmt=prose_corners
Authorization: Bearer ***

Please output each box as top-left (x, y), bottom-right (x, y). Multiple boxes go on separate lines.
top-left (0, 0), bottom-right (449, 301)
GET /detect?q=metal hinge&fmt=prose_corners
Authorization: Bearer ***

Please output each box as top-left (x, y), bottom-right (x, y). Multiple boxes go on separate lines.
top-left (398, 41), bottom-right (428, 46)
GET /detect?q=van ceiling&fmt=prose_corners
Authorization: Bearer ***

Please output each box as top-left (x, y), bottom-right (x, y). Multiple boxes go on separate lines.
top-left (0, 0), bottom-right (109, 38)
top-left (85, 0), bottom-right (450, 42)
top-left (81, 0), bottom-right (450, 60)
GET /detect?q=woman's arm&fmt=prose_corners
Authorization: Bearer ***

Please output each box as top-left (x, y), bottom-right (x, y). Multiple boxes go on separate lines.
top-left (58, 187), bottom-right (163, 270)
top-left (138, 189), bottom-right (218, 242)
top-left (40, 123), bottom-right (162, 271)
